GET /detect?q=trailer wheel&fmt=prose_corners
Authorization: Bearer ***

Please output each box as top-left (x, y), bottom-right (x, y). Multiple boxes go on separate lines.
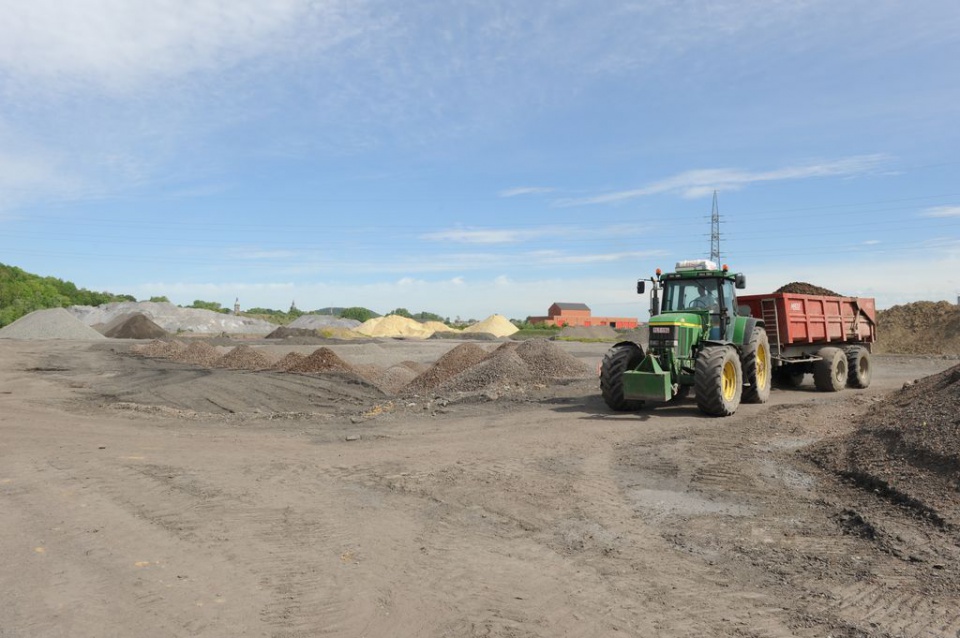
top-left (741, 326), bottom-right (771, 403)
top-left (600, 343), bottom-right (645, 411)
top-left (695, 346), bottom-right (742, 417)
top-left (773, 367), bottom-right (804, 388)
top-left (813, 347), bottom-right (847, 392)
top-left (845, 346), bottom-right (872, 389)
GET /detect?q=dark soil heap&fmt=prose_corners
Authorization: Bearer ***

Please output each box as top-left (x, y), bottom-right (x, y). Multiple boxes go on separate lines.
top-left (131, 339), bottom-right (187, 358)
top-left (103, 313), bottom-right (168, 339)
top-left (774, 282), bottom-right (842, 296)
top-left (806, 363), bottom-right (960, 527)
top-left (286, 347), bottom-right (354, 374)
top-left (215, 345), bottom-right (274, 370)
top-left (875, 301), bottom-right (960, 355)
top-left (176, 341), bottom-right (222, 367)
top-left (271, 351), bottom-right (306, 371)
top-left (265, 326), bottom-right (320, 339)
top-left (403, 343), bottom-right (491, 394)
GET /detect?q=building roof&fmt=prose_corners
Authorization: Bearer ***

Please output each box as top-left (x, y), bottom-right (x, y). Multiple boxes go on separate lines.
top-left (551, 302), bottom-right (591, 311)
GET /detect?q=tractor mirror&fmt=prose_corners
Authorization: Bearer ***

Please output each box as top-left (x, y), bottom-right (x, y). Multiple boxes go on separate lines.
top-left (735, 274), bottom-right (746, 289)
top-left (637, 280), bottom-right (645, 294)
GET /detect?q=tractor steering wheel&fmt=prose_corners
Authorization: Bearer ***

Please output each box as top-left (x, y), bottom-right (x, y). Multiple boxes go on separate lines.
top-left (690, 298), bottom-right (709, 309)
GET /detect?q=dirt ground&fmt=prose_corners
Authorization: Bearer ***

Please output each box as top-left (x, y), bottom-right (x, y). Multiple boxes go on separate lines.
top-left (1, 338), bottom-right (958, 638)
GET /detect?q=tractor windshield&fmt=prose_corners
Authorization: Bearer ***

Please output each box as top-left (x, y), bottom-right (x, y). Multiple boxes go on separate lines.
top-left (662, 278), bottom-right (721, 312)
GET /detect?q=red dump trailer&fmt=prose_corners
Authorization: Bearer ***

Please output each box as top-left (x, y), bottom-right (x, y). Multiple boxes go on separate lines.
top-left (738, 293), bottom-right (877, 392)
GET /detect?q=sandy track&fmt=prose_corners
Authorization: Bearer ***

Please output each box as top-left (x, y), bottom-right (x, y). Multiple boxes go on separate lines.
top-left (1, 339), bottom-right (957, 637)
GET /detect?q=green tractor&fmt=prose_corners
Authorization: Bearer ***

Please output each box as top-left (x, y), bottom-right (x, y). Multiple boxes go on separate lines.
top-left (600, 259), bottom-right (771, 417)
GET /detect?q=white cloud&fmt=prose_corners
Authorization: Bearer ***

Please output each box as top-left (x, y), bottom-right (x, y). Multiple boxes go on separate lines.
top-left (421, 224), bottom-right (647, 244)
top-left (498, 186), bottom-right (555, 197)
top-left (920, 205), bottom-right (960, 218)
top-left (556, 155), bottom-right (891, 205)
top-left (540, 250), bottom-right (667, 264)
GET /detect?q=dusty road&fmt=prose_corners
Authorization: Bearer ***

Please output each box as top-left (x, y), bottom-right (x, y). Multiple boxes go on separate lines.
top-left (1, 339), bottom-right (958, 637)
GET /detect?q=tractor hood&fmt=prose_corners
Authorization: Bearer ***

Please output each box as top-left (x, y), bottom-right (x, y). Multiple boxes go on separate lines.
top-left (649, 311), bottom-right (707, 330)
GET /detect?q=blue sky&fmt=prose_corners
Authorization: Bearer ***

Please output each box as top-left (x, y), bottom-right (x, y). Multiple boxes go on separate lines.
top-left (1, 1), bottom-right (958, 320)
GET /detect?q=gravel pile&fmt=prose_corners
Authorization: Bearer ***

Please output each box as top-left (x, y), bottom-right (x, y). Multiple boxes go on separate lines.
top-left (287, 347), bottom-right (354, 374)
top-left (377, 365), bottom-right (420, 394)
top-left (272, 352), bottom-right (307, 371)
top-left (806, 362), bottom-right (960, 528)
top-left (875, 301), bottom-right (960, 355)
top-left (175, 341), bottom-right (224, 367)
top-left (559, 325), bottom-right (618, 340)
top-left (287, 314), bottom-right (361, 330)
top-left (216, 345), bottom-right (274, 370)
top-left (774, 282), bottom-right (843, 296)
top-left (0, 308), bottom-right (107, 340)
top-left (68, 301), bottom-right (277, 335)
top-left (265, 326), bottom-right (320, 339)
top-left (438, 339), bottom-right (591, 394)
top-left (131, 339), bottom-right (188, 358)
top-left (102, 313), bottom-right (168, 339)
top-left (404, 343), bottom-right (491, 394)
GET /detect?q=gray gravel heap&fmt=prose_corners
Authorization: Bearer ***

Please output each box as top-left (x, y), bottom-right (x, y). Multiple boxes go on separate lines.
top-left (288, 314), bottom-right (361, 330)
top-left (0, 308), bottom-right (107, 340)
top-left (68, 301), bottom-right (277, 335)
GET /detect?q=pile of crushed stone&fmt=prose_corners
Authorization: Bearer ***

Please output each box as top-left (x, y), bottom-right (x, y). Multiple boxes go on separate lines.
top-left (462, 314), bottom-right (519, 338)
top-left (68, 301), bottom-right (276, 335)
top-left (272, 351), bottom-right (307, 371)
top-left (403, 343), bottom-right (492, 394)
top-left (215, 345), bottom-right (274, 371)
top-left (559, 325), bottom-right (618, 340)
top-left (436, 339), bottom-right (591, 394)
top-left (0, 308), bottom-right (107, 340)
top-left (131, 339), bottom-right (188, 358)
top-left (286, 347), bottom-right (354, 374)
top-left (774, 282), bottom-right (843, 296)
top-left (875, 301), bottom-right (960, 356)
top-left (101, 313), bottom-right (168, 339)
top-left (179, 341), bottom-right (225, 367)
top-left (806, 362), bottom-right (960, 528)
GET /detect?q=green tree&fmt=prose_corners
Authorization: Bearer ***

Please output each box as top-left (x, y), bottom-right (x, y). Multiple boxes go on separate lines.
top-left (340, 307), bottom-right (377, 322)
top-left (148, 296), bottom-right (170, 303)
top-left (189, 300), bottom-right (224, 312)
top-left (389, 307), bottom-right (412, 318)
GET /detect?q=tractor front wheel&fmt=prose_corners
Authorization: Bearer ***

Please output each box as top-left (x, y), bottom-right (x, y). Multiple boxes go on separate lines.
top-left (741, 326), bottom-right (771, 404)
top-left (695, 346), bottom-right (742, 417)
top-left (600, 343), bottom-right (645, 411)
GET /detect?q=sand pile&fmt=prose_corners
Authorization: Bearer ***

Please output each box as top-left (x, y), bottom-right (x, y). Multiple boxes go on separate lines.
top-left (774, 282), bottom-right (842, 296)
top-left (0, 308), bottom-right (107, 340)
top-left (875, 301), bottom-right (960, 355)
top-left (423, 321), bottom-right (457, 334)
top-left (216, 345), bottom-right (274, 370)
top-left (131, 339), bottom-right (188, 358)
top-left (287, 314), bottom-right (361, 330)
top-left (102, 313), bottom-right (168, 339)
top-left (403, 343), bottom-right (491, 394)
top-left (462, 314), bottom-right (518, 338)
top-left (355, 315), bottom-right (435, 339)
top-left (286, 347), bottom-right (354, 373)
top-left (806, 362), bottom-right (960, 527)
top-left (437, 339), bottom-right (592, 394)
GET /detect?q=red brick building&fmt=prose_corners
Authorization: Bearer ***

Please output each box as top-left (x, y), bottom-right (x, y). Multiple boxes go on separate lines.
top-left (527, 302), bottom-right (638, 329)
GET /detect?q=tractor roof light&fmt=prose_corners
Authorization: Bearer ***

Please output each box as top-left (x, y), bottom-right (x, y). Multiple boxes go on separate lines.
top-left (656, 268), bottom-right (662, 276)
top-left (722, 264), bottom-right (729, 272)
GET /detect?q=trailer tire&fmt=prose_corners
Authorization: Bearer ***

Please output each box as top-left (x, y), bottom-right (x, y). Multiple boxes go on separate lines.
top-left (741, 326), bottom-right (771, 403)
top-left (600, 343), bottom-right (645, 411)
top-left (813, 347), bottom-right (847, 392)
top-left (845, 346), bottom-right (872, 389)
top-left (695, 346), bottom-right (742, 417)
top-left (773, 367), bottom-right (804, 388)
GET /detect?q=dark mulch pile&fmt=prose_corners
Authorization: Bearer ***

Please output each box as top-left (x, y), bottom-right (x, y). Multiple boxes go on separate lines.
top-left (102, 313), bottom-right (169, 339)
top-left (805, 363), bottom-right (960, 528)
top-left (875, 301), bottom-right (960, 355)
top-left (774, 282), bottom-right (843, 296)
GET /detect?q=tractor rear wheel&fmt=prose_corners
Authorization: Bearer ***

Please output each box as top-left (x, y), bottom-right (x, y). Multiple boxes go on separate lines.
top-left (845, 346), bottom-right (872, 388)
top-left (600, 343), bottom-right (645, 411)
top-left (695, 346), bottom-right (742, 417)
top-left (741, 326), bottom-right (771, 403)
top-left (813, 347), bottom-right (847, 392)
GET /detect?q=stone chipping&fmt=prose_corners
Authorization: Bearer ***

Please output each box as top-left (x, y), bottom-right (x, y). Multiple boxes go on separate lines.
top-left (0, 308), bottom-right (107, 340)
top-left (215, 345), bottom-right (274, 371)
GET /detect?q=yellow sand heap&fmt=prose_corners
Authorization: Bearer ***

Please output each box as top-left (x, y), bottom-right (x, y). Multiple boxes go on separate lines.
top-left (462, 314), bottom-right (518, 338)
top-left (355, 315), bottom-right (436, 339)
top-left (422, 321), bottom-right (458, 333)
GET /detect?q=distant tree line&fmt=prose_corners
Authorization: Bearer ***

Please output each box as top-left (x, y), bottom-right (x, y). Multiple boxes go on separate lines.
top-left (0, 263), bottom-right (135, 327)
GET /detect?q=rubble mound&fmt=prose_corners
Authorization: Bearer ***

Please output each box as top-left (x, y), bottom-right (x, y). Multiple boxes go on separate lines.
top-left (462, 314), bottom-right (519, 338)
top-left (404, 343), bottom-right (491, 394)
top-left (806, 363), bottom-right (960, 527)
top-left (774, 282), bottom-right (842, 296)
top-left (102, 313), bottom-right (168, 339)
top-left (131, 339), bottom-right (188, 358)
top-left (286, 347), bottom-right (355, 374)
top-left (438, 339), bottom-right (592, 394)
top-left (272, 352), bottom-right (307, 371)
top-left (216, 345), bottom-right (274, 370)
top-left (0, 308), bottom-right (107, 340)
top-left (875, 301), bottom-right (960, 355)
top-left (176, 341), bottom-right (223, 367)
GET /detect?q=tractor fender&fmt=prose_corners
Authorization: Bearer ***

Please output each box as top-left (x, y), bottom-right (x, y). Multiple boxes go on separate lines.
top-left (739, 317), bottom-right (763, 345)
top-left (610, 340), bottom-right (644, 356)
